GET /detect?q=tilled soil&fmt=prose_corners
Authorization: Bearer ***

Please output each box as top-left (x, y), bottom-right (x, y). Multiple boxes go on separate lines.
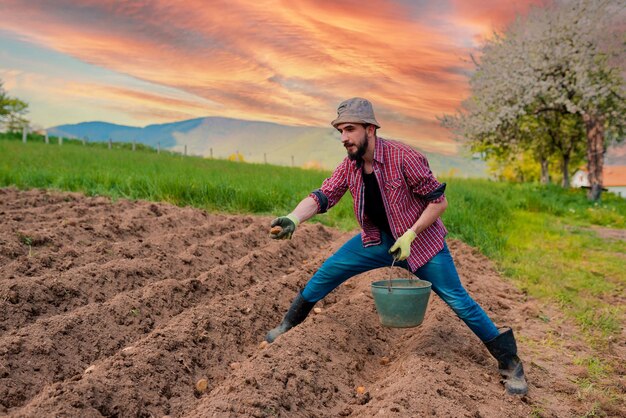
top-left (1, 188), bottom-right (623, 417)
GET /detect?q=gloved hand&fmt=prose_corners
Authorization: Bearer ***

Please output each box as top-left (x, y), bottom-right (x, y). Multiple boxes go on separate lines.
top-left (269, 214), bottom-right (300, 239)
top-left (389, 229), bottom-right (417, 261)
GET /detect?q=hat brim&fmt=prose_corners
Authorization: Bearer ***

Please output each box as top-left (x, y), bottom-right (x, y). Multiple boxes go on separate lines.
top-left (331, 115), bottom-right (380, 129)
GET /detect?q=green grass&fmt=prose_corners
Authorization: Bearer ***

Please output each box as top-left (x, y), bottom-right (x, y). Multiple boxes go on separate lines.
top-left (2, 133), bottom-right (625, 346)
top-left (1, 132), bottom-right (357, 230)
top-left (442, 179), bottom-right (625, 343)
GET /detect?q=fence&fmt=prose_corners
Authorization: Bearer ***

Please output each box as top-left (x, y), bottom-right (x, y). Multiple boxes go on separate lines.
top-left (16, 127), bottom-right (322, 170)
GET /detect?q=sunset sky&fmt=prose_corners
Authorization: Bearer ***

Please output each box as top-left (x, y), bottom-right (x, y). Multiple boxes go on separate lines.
top-left (0, 0), bottom-right (541, 154)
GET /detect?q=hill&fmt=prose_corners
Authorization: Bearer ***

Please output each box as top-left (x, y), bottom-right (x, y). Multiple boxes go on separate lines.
top-left (49, 117), bottom-right (487, 177)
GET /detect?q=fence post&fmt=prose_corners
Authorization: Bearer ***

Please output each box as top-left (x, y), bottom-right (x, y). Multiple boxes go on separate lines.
top-left (108, 138), bottom-right (112, 149)
top-left (157, 142), bottom-right (160, 154)
top-left (59, 136), bottom-right (63, 146)
top-left (45, 132), bottom-right (49, 144)
top-left (291, 155), bottom-right (294, 167)
top-left (82, 137), bottom-right (86, 146)
top-left (210, 148), bottom-right (213, 158)
top-left (264, 153), bottom-right (267, 164)
top-left (184, 145), bottom-right (187, 156)
top-left (22, 126), bottom-right (27, 143)
top-left (132, 140), bottom-right (136, 151)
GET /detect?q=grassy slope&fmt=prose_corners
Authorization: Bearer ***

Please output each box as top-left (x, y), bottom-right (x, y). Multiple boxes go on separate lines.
top-left (3, 134), bottom-right (625, 392)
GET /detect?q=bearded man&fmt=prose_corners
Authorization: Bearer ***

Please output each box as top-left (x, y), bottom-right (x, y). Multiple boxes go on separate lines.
top-left (266, 97), bottom-right (528, 395)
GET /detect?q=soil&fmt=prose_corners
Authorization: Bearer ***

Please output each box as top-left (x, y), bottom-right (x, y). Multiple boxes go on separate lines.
top-left (589, 226), bottom-right (626, 241)
top-left (1, 187), bottom-right (624, 417)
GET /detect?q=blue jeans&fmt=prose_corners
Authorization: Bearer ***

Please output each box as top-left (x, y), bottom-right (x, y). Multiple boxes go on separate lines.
top-left (301, 233), bottom-right (500, 342)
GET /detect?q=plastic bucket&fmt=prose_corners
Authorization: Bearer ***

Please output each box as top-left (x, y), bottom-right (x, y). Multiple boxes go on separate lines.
top-left (371, 279), bottom-right (432, 328)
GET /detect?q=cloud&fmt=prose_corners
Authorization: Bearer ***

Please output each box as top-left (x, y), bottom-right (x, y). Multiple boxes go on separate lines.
top-left (448, 0), bottom-right (544, 38)
top-left (0, 0), bottom-right (539, 154)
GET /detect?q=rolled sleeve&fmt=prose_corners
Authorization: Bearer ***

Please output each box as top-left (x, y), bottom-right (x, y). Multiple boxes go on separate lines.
top-left (309, 189), bottom-right (329, 213)
top-left (429, 194), bottom-right (446, 204)
top-left (423, 182), bottom-right (446, 202)
top-left (403, 151), bottom-right (445, 200)
top-left (310, 158), bottom-right (349, 212)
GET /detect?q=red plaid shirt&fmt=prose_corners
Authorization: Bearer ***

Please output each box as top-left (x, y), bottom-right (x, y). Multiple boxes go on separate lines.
top-left (310, 137), bottom-right (448, 271)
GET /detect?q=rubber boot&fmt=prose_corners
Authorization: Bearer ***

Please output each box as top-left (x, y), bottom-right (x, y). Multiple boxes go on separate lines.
top-left (484, 327), bottom-right (528, 395)
top-left (265, 291), bottom-right (316, 343)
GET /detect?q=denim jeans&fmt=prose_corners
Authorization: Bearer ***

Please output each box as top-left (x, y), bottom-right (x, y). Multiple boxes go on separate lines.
top-left (301, 233), bottom-right (500, 342)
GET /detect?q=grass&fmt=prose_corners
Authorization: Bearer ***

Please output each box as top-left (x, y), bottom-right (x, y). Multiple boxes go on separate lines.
top-left (442, 179), bottom-right (625, 343)
top-left (1, 132), bottom-right (357, 230)
top-left (440, 178), bottom-right (625, 412)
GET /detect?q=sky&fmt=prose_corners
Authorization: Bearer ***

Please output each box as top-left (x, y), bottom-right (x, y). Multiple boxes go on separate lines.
top-left (0, 0), bottom-right (542, 154)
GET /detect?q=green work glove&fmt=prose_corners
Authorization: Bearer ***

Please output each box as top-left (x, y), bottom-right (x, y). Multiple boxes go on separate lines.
top-left (389, 229), bottom-right (417, 261)
top-left (269, 214), bottom-right (300, 240)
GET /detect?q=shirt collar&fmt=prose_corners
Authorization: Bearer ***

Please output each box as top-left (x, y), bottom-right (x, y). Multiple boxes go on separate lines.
top-left (373, 137), bottom-right (385, 165)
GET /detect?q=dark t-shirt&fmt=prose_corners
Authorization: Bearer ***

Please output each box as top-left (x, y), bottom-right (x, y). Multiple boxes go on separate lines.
top-left (362, 170), bottom-right (392, 237)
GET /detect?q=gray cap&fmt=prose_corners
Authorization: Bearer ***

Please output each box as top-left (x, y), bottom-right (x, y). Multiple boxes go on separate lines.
top-left (331, 97), bottom-right (380, 129)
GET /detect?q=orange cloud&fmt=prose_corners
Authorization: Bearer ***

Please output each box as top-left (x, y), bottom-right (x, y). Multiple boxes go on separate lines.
top-left (449, 0), bottom-right (545, 38)
top-left (0, 0), bottom-right (539, 154)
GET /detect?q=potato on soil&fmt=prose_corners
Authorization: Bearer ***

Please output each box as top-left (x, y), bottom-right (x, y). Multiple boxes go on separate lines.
top-left (195, 378), bottom-right (208, 393)
top-left (270, 226), bottom-right (282, 235)
top-left (258, 341), bottom-right (269, 349)
top-left (356, 386), bottom-right (366, 394)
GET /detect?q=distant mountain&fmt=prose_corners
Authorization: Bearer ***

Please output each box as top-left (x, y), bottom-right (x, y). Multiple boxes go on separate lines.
top-left (48, 119), bottom-right (207, 149)
top-left (47, 121), bottom-right (142, 142)
top-left (48, 117), bottom-right (487, 177)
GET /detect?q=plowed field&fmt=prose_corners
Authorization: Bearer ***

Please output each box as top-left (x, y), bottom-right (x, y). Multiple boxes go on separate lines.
top-left (1, 188), bottom-right (623, 417)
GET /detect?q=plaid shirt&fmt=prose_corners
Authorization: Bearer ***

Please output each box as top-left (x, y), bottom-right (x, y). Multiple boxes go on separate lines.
top-left (310, 137), bottom-right (448, 271)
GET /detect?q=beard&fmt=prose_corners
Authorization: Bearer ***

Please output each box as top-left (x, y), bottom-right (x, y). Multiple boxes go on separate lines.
top-left (346, 132), bottom-right (368, 161)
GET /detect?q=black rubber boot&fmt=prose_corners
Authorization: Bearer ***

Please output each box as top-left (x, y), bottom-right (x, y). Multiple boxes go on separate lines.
top-left (265, 291), bottom-right (316, 343)
top-left (484, 327), bottom-right (528, 395)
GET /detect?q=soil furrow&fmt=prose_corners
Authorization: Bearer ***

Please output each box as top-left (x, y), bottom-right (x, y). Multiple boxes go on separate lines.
top-left (9, 241), bottom-right (343, 417)
top-left (0, 216), bottom-right (301, 333)
top-left (1, 226), bottom-right (342, 412)
top-left (3, 189), bottom-right (622, 418)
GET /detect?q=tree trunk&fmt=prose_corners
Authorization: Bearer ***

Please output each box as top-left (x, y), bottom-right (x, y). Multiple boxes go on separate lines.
top-left (540, 158), bottom-right (550, 184)
top-left (561, 153), bottom-right (571, 188)
top-left (583, 113), bottom-right (605, 201)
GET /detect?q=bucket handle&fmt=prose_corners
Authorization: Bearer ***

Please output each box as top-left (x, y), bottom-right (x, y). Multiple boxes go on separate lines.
top-left (387, 256), bottom-right (416, 292)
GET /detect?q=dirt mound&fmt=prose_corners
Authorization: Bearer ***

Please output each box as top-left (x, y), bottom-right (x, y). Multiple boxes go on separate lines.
top-left (0, 188), bottom-right (623, 417)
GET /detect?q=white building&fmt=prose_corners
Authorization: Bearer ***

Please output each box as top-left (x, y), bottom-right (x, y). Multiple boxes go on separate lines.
top-left (572, 166), bottom-right (626, 198)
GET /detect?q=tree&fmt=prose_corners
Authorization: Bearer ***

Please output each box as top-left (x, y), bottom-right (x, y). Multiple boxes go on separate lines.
top-left (0, 82), bottom-right (10, 119)
top-left (3, 98), bottom-right (29, 133)
top-left (442, 0), bottom-right (625, 200)
top-left (0, 81), bottom-right (30, 133)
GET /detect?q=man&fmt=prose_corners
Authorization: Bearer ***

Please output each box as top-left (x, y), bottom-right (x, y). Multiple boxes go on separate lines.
top-left (267, 98), bottom-right (528, 395)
